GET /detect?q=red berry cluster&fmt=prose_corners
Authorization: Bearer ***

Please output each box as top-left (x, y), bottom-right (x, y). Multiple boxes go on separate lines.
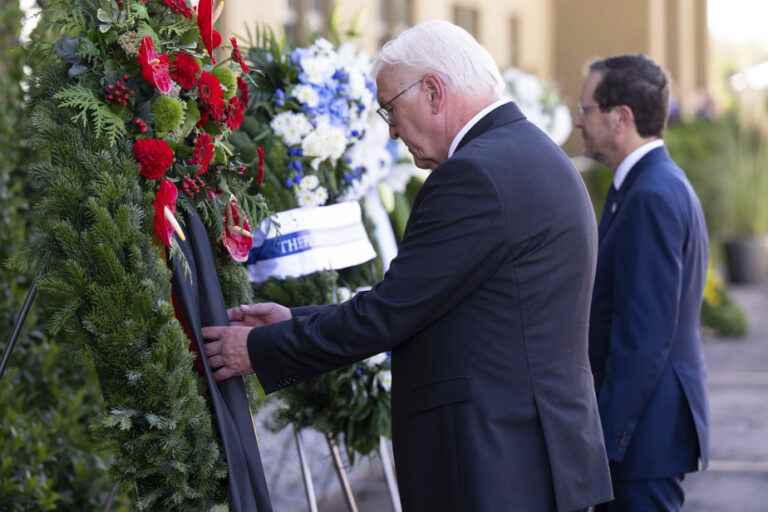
top-left (132, 118), bottom-right (148, 133)
top-left (105, 75), bottom-right (133, 106)
top-left (182, 176), bottom-right (207, 196)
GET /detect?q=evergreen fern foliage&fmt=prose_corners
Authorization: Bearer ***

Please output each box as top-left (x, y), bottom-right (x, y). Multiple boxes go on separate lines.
top-left (20, 81), bottom-right (229, 509)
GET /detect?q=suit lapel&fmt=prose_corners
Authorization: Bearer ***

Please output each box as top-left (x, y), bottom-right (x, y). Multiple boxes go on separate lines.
top-left (598, 146), bottom-right (671, 245)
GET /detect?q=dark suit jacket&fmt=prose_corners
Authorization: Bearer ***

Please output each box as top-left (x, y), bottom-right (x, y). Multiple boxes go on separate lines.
top-left (249, 103), bottom-right (612, 511)
top-left (589, 146), bottom-right (710, 480)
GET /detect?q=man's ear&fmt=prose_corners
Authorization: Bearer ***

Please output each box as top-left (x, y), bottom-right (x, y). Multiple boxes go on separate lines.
top-left (422, 73), bottom-right (446, 115)
top-left (615, 105), bottom-right (636, 132)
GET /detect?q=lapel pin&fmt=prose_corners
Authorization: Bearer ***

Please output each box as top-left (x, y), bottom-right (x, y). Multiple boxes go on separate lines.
top-left (611, 202), bottom-right (617, 214)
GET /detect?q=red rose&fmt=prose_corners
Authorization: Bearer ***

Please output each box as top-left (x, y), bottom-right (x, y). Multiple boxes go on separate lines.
top-left (222, 196), bottom-right (252, 263)
top-left (137, 37), bottom-right (173, 94)
top-left (191, 132), bottom-right (215, 176)
top-left (163, 0), bottom-right (193, 18)
top-left (225, 96), bottom-right (244, 131)
top-left (133, 138), bottom-right (174, 179)
top-left (170, 52), bottom-right (200, 90)
top-left (230, 37), bottom-right (250, 74)
top-left (153, 179), bottom-right (179, 247)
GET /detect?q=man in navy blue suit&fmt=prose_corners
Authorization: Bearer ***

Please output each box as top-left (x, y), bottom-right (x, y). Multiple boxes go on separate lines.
top-left (576, 54), bottom-right (710, 511)
top-left (203, 21), bottom-right (613, 511)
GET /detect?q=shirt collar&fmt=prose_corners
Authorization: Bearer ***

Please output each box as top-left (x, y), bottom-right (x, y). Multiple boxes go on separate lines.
top-left (448, 98), bottom-right (512, 158)
top-left (613, 139), bottom-right (665, 190)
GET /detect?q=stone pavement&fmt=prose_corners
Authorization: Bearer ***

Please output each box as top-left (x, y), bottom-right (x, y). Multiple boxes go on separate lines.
top-left (683, 283), bottom-right (768, 512)
top-left (256, 282), bottom-right (768, 511)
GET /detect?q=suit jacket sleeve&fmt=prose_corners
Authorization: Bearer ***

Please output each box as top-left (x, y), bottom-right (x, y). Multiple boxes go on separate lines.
top-left (248, 158), bottom-right (507, 393)
top-left (600, 189), bottom-right (685, 461)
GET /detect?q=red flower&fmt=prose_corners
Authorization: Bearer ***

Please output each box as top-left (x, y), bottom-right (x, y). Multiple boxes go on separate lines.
top-left (256, 145), bottom-right (265, 186)
top-left (222, 196), bottom-right (252, 262)
top-left (230, 37), bottom-right (249, 74)
top-left (197, 0), bottom-right (222, 63)
top-left (225, 96), bottom-right (244, 131)
top-left (237, 75), bottom-right (249, 106)
top-left (197, 71), bottom-right (226, 121)
top-left (163, 0), bottom-right (193, 18)
top-left (133, 138), bottom-right (174, 179)
top-left (137, 37), bottom-right (173, 94)
top-left (153, 179), bottom-right (179, 247)
top-left (191, 132), bottom-right (215, 176)
top-left (170, 52), bottom-right (200, 90)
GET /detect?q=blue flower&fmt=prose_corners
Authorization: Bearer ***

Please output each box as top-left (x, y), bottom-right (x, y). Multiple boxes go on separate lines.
top-left (333, 68), bottom-right (349, 83)
top-left (284, 178), bottom-right (294, 188)
top-left (350, 129), bottom-right (360, 138)
top-left (275, 88), bottom-right (286, 107)
top-left (365, 78), bottom-right (377, 94)
top-left (329, 98), bottom-right (349, 123)
top-left (288, 147), bottom-right (303, 157)
top-left (290, 48), bottom-right (305, 65)
top-left (290, 160), bottom-right (303, 172)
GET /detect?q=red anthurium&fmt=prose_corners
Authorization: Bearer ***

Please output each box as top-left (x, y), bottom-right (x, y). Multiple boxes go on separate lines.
top-left (197, 0), bottom-right (222, 63)
top-left (137, 37), bottom-right (173, 94)
top-left (153, 179), bottom-right (179, 247)
top-left (222, 196), bottom-right (253, 262)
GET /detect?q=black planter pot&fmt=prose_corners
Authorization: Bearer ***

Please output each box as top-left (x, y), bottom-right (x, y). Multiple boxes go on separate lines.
top-left (723, 238), bottom-right (768, 284)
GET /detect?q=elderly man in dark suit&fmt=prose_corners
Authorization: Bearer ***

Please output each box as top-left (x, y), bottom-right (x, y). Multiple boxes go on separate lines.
top-left (575, 55), bottom-right (710, 512)
top-left (203, 20), bottom-right (612, 511)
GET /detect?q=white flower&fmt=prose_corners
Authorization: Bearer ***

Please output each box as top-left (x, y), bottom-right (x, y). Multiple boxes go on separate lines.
top-left (365, 353), bottom-right (387, 368)
top-left (294, 183), bottom-right (328, 208)
top-left (300, 55), bottom-right (336, 84)
top-left (295, 188), bottom-right (316, 207)
top-left (299, 174), bottom-right (319, 191)
top-left (336, 286), bottom-right (353, 302)
top-left (312, 186), bottom-right (328, 206)
top-left (376, 370), bottom-right (392, 392)
top-left (302, 123), bottom-right (347, 163)
top-left (291, 84), bottom-right (320, 108)
top-left (271, 112), bottom-right (313, 146)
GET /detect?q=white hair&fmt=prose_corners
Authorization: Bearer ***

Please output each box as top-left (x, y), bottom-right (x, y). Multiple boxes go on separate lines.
top-left (373, 20), bottom-right (505, 99)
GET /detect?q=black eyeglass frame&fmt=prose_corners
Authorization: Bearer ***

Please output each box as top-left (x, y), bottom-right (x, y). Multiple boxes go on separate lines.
top-left (376, 79), bottom-right (423, 126)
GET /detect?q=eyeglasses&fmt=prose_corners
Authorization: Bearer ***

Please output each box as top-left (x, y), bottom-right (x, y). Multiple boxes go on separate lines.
top-left (576, 104), bottom-right (601, 117)
top-left (377, 79), bottom-right (423, 126)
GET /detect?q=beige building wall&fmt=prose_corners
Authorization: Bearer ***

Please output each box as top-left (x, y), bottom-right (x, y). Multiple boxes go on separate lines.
top-left (222, 0), bottom-right (709, 152)
top-left (221, 1), bottom-right (550, 78)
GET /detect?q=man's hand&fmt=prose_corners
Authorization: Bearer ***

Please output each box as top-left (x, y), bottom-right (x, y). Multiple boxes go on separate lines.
top-left (227, 302), bottom-right (292, 327)
top-left (202, 325), bottom-right (255, 382)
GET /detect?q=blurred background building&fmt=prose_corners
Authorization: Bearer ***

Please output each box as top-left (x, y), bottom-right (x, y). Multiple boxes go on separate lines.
top-left (222, 0), bottom-right (711, 150)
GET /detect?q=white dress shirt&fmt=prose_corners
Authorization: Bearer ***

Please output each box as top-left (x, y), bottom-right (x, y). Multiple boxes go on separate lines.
top-left (447, 99), bottom-right (512, 159)
top-left (613, 139), bottom-right (665, 190)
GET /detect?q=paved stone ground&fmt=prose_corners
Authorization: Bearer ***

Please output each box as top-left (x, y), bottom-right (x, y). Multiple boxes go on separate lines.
top-left (682, 283), bottom-right (768, 512)
top-left (257, 283), bottom-right (768, 511)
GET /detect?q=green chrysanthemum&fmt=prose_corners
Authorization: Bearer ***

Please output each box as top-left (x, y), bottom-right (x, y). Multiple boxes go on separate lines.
top-left (152, 96), bottom-right (185, 135)
top-left (213, 66), bottom-right (237, 99)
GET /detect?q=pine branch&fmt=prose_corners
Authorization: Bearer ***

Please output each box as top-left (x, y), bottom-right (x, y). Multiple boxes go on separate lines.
top-left (53, 85), bottom-right (126, 146)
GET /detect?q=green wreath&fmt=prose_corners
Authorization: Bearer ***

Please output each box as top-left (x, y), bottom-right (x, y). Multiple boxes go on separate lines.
top-left (14, 0), bottom-right (268, 507)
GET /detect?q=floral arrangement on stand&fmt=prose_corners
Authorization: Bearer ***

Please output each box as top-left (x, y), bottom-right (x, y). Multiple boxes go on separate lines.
top-left (502, 67), bottom-right (573, 146)
top-left (229, 31), bottom-right (393, 459)
top-left (16, 0), bottom-right (268, 507)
